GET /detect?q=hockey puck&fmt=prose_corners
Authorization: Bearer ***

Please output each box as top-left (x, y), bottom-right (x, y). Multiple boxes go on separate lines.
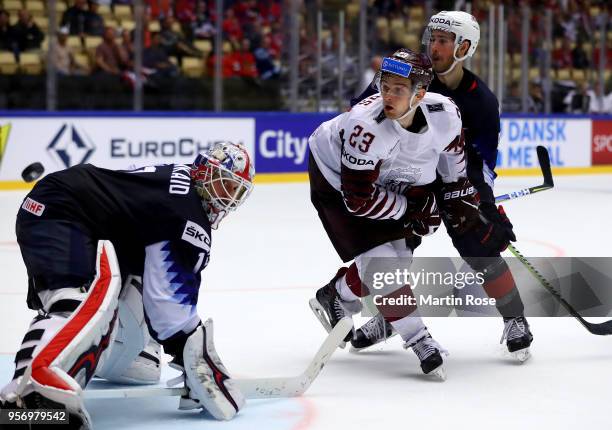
top-left (21, 162), bottom-right (45, 183)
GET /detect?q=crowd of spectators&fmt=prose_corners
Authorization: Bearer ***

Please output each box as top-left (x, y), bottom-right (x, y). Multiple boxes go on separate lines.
top-left (368, 0), bottom-right (612, 114)
top-left (1, 0), bottom-right (611, 112)
top-left (0, 0), bottom-right (282, 83)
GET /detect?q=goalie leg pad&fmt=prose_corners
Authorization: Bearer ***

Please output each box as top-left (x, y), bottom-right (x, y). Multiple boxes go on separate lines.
top-left (182, 319), bottom-right (245, 420)
top-left (95, 275), bottom-right (161, 384)
top-left (1, 241), bottom-right (122, 428)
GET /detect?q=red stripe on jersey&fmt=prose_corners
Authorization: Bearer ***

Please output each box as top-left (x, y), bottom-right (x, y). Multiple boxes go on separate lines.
top-left (31, 248), bottom-right (113, 392)
top-left (352, 187), bottom-right (381, 216)
top-left (375, 193), bottom-right (397, 219)
top-left (468, 80), bottom-right (477, 92)
top-left (366, 191), bottom-right (389, 218)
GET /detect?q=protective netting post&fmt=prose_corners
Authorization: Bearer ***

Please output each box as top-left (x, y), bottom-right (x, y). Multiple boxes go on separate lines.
top-left (496, 4), bottom-right (505, 110)
top-left (337, 10), bottom-right (345, 111)
top-left (288, 0), bottom-right (300, 112)
top-left (520, 4), bottom-right (530, 113)
top-left (133, 0), bottom-right (144, 111)
top-left (214, 0), bottom-right (224, 112)
top-left (316, 10), bottom-right (322, 112)
top-left (543, 8), bottom-right (552, 114)
top-left (46, 0), bottom-right (57, 111)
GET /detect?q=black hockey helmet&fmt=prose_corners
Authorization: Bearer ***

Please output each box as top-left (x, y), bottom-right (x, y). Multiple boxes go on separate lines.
top-left (380, 48), bottom-right (434, 91)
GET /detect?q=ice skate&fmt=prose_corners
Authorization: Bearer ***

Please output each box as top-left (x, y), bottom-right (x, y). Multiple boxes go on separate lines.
top-left (309, 268), bottom-right (361, 348)
top-left (350, 313), bottom-right (397, 352)
top-left (501, 316), bottom-right (533, 363)
top-left (404, 331), bottom-right (448, 381)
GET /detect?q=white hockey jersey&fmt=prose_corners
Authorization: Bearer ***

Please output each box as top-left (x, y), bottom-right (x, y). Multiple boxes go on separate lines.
top-left (309, 92), bottom-right (466, 220)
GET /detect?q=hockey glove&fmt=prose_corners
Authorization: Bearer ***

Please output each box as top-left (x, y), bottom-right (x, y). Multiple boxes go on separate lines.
top-left (403, 186), bottom-right (441, 237)
top-left (477, 202), bottom-right (516, 252)
top-left (437, 178), bottom-right (481, 235)
top-left (340, 160), bottom-right (381, 213)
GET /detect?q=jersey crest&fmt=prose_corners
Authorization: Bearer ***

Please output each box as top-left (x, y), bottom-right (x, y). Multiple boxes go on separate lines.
top-left (426, 103), bottom-right (444, 113)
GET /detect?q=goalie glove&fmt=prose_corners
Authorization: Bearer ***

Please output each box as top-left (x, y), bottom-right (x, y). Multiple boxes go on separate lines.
top-left (403, 186), bottom-right (441, 237)
top-left (167, 319), bottom-right (244, 420)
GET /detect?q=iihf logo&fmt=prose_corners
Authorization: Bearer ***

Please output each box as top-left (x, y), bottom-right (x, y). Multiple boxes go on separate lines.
top-left (47, 124), bottom-right (96, 168)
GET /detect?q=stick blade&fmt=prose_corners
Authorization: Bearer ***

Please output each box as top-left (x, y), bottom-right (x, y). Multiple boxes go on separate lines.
top-left (84, 319), bottom-right (353, 401)
top-left (536, 146), bottom-right (554, 187)
top-left (237, 318), bottom-right (353, 399)
top-left (586, 319), bottom-right (612, 336)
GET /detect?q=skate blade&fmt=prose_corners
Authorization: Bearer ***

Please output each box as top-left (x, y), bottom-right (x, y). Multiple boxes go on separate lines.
top-left (309, 298), bottom-right (346, 349)
top-left (427, 365), bottom-right (447, 381)
top-left (511, 348), bottom-right (531, 363)
top-left (349, 333), bottom-right (398, 354)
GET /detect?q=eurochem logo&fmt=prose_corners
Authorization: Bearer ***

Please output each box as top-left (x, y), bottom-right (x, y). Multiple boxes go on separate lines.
top-left (47, 124), bottom-right (96, 168)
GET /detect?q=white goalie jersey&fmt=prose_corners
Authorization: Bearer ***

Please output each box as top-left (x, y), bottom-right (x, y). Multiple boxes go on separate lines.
top-left (309, 92), bottom-right (467, 220)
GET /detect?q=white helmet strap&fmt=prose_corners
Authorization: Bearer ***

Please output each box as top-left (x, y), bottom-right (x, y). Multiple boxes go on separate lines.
top-left (436, 43), bottom-right (468, 76)
top-left (395, 89), bottom-right (421, 121)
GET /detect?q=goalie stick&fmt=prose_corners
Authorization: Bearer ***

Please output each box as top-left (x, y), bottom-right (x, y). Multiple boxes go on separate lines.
top-left (84, 317), bottom-right (353, 400)
top-left (495, 145), bottom-right (554, 204)
top-left (508, 244), bottom-right (612, 336)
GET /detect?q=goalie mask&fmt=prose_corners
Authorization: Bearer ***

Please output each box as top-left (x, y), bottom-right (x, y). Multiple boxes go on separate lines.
top-left (191, 142), bottom-right (254, 229)
top-left (376, 48), bottom-right (434, 121)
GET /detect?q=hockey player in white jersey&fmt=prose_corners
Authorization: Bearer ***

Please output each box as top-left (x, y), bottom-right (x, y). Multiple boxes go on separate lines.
top-left (351, 11), bottom-right (532, 362)
top-left (308, 48), bottom-right (466, 379)
top-left (0, 142), bottom-right (254, 427)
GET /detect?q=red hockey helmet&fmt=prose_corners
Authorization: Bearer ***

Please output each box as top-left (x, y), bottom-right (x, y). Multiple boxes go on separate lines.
top-left (379, 48), bottom-right (434, 91)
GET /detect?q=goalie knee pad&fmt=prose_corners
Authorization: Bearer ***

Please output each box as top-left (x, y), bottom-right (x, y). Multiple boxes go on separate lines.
top-left (0, 241), bottom-right (122, 428)
top-left (176, 318), bottom-right (245, 420)
top-left (96, 275), bottom-right (161, 384)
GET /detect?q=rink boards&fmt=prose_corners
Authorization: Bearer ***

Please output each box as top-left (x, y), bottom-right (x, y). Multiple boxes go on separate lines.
top-left (0, 112), bottom-right (611, 188)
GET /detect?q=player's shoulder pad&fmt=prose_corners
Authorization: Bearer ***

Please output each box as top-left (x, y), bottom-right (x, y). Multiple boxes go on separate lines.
top-left (465, 70), bottom-right (500, 111)
top-left (422, 92), bottom-right (458, 113)
top-left (339, 100), bottom-right (397, 161)
top-left (344, 97), bottom-right (394, 137)
top-left (349, 94), bottom-right (384, 118)
top-left (421, 92), bottom-right (462, 134)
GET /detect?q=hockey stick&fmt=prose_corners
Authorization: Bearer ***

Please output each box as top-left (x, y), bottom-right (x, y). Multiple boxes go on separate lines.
top-left (351, 148), bottom-right (556, 351)
top-left (495, 146), bottom-right (554, 204)
top-left (508, 244), bottom-right (612, 336)
top-left (84, 318), bottom-right (353, 400)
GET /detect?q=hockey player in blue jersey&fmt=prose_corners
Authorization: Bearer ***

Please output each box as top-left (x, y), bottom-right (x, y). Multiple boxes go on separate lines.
top-left (351, 11), bottom-right (533, 362)
top-left (0, 142), bottom-right (254, 427)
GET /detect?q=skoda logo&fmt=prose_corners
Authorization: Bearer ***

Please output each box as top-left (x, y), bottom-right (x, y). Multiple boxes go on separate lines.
top-left (47, 124), bottom-right (96, 168)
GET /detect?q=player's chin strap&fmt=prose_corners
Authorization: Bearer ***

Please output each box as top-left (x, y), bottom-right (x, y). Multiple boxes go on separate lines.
top-left (395, 90), bottom-right (422, 122)
top-left (436, 45), bottom-right (469, 76)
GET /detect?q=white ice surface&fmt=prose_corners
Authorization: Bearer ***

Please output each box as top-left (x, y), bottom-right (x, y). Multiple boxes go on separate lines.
top-left (1, 174), bottom-right (611, 430)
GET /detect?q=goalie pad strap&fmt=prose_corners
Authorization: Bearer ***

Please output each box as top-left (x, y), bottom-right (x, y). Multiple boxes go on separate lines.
top-left (48, 299), bottom-right (82, 314)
